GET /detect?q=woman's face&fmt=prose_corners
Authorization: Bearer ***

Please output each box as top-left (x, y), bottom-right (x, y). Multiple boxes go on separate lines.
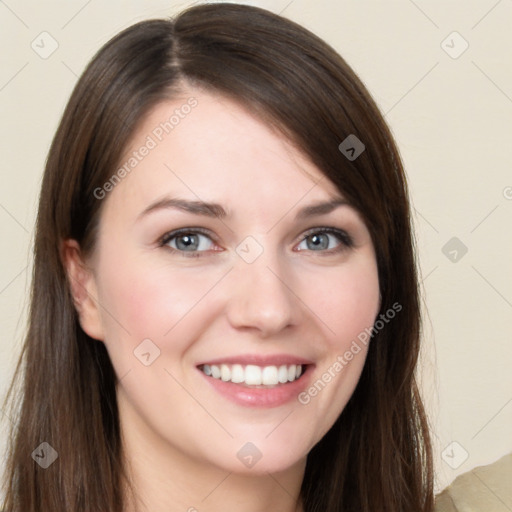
top-left (78, 90), bottom-right (380, 475)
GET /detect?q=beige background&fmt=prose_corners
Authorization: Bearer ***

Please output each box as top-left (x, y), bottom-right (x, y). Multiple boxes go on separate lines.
top-left (1, 0), bottom-right (511, 496)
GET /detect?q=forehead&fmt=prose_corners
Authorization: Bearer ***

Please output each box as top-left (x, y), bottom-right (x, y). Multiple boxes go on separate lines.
top-left (102, 90), bottom-right (342, 219)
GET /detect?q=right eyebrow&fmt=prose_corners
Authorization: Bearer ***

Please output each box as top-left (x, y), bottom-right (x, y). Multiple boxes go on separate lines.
top-left (137, 197), bottom-right (228, 221)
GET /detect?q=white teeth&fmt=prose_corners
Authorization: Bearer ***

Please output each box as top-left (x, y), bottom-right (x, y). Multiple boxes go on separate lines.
top-left (201, 363), bottom-right (305, 386)
top-left (278, 365), bottom-right (289, 383)
top-left (220, 364), bottom-right (231, 381)
top-left (245, 365), bottom-right (262, 385)
top-left (231, 364), bottom-right (244, 383)
top-left (262, 365), bottom-right (278, 385)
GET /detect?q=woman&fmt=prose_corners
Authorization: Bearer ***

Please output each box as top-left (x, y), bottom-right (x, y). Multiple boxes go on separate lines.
top-left (1, 3), bottom-right (433, 511)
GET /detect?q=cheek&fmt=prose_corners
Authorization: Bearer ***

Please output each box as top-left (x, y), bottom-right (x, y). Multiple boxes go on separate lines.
top-left (94, 255), bottom-right (226, 354)
top-left (312, 259), bottom-right (380, 349)
top-left (312, 259), bottom-right (378, 365)
top-left (293, 257), bottom-right (379, 441)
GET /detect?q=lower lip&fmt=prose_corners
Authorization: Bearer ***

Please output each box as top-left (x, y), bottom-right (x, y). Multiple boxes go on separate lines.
top-left (199, 366), bottom-right (314, 408)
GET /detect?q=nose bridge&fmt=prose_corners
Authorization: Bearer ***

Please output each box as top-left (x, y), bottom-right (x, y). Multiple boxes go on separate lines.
top-left (226, 236), bottom-right (298, 335)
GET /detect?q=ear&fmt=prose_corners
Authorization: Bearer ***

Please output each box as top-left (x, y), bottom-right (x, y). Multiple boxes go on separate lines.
top-left (61, 239), bottom-right (105, 341)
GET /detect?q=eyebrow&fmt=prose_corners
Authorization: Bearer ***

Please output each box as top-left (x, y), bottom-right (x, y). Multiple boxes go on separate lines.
top-left (137, 196), bottom-right (349, 221)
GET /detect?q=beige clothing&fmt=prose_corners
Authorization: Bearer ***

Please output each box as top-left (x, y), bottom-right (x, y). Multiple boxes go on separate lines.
top-left (435, 453), bottom-right (512, 512)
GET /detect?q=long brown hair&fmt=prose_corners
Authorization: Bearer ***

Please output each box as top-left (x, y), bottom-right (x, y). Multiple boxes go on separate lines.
top-left (1, 3), bottom-right (433, 511)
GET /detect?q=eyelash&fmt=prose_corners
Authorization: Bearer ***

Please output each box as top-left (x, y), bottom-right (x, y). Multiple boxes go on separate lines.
top-left (158, 226), bottom-right (354, 258)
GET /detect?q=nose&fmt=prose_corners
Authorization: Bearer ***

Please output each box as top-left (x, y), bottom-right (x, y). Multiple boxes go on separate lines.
top-left (224, 247), bottom-right (300, 338)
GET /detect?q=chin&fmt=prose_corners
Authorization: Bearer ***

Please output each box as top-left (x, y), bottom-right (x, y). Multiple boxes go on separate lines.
top-left (203, 433), bottom-right (312, 476)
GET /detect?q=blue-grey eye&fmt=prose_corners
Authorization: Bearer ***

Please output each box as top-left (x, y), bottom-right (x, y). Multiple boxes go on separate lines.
top-left (164, 232), bottom-right (214, 252)
top-left (296, 229), bottom-right (352, 252)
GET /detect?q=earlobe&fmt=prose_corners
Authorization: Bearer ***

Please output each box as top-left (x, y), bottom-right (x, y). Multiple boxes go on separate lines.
top-left (61, 239), bottom-right (105, 341)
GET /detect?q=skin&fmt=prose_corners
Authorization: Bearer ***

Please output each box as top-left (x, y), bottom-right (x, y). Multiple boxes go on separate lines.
top-left (63, 89), bottom-right (381, 512)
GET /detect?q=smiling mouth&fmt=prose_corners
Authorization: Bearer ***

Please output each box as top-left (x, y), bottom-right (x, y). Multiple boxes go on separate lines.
top-left (198, 363), bottom-right (306, 387)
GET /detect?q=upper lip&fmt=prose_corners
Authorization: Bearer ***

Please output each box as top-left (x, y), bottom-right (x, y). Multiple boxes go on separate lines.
top-left (197, 354), bottom-right (314, 367)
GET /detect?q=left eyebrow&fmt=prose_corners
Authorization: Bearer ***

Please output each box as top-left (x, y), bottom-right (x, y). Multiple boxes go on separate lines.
top-left (294, 198), bottom-right (349, 219)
